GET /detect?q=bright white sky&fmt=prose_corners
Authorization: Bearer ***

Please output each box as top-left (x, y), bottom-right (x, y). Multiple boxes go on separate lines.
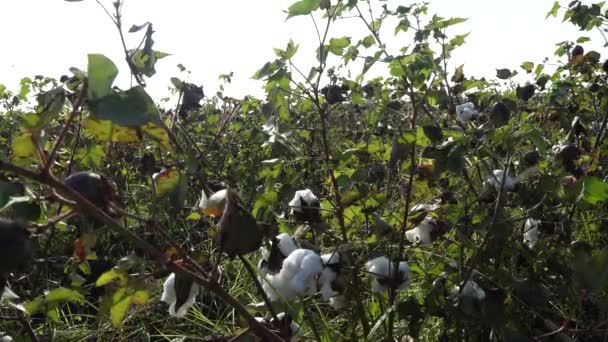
top-left (0, 0), bottom-right (604, 101)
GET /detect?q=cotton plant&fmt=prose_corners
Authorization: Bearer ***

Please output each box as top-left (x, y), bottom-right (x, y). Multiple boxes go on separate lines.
top-left (523, 218), bottom-right (541, 249)
top-left (405, 216), bottom-right (435, 245)
top-left (263, 249), bottom-right (324, 302)
top-left (364, 256), bottom-right (410, 293)
top-left (456, 102), bottom-right (480, 123)
top-left (161, 273), bottom-right (200, 318)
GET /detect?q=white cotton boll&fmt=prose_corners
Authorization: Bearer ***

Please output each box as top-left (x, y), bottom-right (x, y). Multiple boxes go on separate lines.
top-left (485, 169), bottom-right (516, 192)
top-left (456, 102), bottom-right (479, 123)
top-left (276, 233), bottom-right (298, 257)
top-left (319, 253), bottom-right (340, 300)
top-left (0, 332), bottom-right (12, 342)
top-left (198, 189), bottom-right (227, 217)
top-left (365, 256), bottom-right (390, 292)
top-left (161, 273), bottom-right (200, 318)
top-left (263, 249), bottom-right (323, 301)
top-left (451, 280), bottom-right (486, 301)
top-left (365, 256), bottom-right (410, 292)
top-left (524, 218), bottom-right (541, 249)
top-left (405, 217), bottom-right (434, 245)
top-left (288, 189), bottom-right (319, 214)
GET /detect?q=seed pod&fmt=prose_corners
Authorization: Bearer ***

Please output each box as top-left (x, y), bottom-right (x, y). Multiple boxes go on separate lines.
top-left (64, 171), bottom-right (118, 210)
top-left (217, 190), bottom-right (263, 257)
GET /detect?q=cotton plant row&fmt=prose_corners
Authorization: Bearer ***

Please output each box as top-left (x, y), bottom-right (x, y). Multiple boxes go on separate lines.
top-left (158, 184), bottom-right (523, 336)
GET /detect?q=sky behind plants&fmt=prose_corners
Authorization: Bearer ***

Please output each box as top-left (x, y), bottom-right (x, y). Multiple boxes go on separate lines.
top-left (0, 0), bottom-right (604, 101)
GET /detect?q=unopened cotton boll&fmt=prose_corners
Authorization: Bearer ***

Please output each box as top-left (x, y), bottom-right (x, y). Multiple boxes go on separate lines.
top-left (364, 256), bottom-right (410, 293)
top-left (485, 169), bottom-right (516, 192)
top-left (161, 273), bottom-right (200, 318)
top-left (523, 218), bottom-right (541, 249)
top-left (263, 249), bottom-right (323, 301)
top-left (456, 102), bottom-right (479, 123)
top-left (319, 252), bottom-right (340, 301)
top-left (405, 217), bottom-right (434, 245)
top-left (451, 280), bottom-right (486, 301)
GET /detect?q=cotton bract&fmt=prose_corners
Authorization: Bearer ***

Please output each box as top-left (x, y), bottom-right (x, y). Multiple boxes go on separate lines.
top-left (277, 312), bottom-right (302, 341)
top-left (263, 249), bottom-right (323, 301)
top-left (161, 273), bottom-right (200, 318)
top-left (405, 217), bottom-right (434, 245)
top-left (364, 256), bottom-right (410, 293)
top-left (456, 102), bottom-right (480, 123)
top-left (523, 218), bottom-right (541, 249)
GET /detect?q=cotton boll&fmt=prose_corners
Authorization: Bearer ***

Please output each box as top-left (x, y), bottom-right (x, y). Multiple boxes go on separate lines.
top-left (161, 273), bottom-right (200, 318)
top-left (451, 280), bottom-right (486, 301)
top-left (524, 218), bottom-right (541, 249)
top-left (405, 217), bottom-right (434, 245)
top-left (288, 189), bottom-right (321, 222)
top-left (263, 249), bottom-right (323, 301)
top-left (319, 253), bottom-right (340, 301)
top-left (0, 332), bottom-right (12, 342)
top-left (288, 189), bottom-right (319, 214)
top-left (198, 189), bottom-right (227, 217)
top-left (276, 233), bottom-right (299, 257)
top-left (485, 169), bottom-right (516, 192)
top-left (365, 256), bottom-right (410, 292)
top-left (456, 102), bottom-right (479, 123)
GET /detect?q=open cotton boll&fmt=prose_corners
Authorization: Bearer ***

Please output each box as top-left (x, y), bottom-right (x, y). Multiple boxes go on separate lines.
top-left (405, 217), bottom-right (434, 245)
top-left (288, 189), bottom-right (319, 214)
top-left (523, 218), bottom-right (541, 249)
top-left (485, 169), bottom-right (516, 192)
top-left (0, 332), bottom-right (12, 342)
top-left (263, 249), bottom-right (323, 301)
top-left (365, 256), bottom-right (410, 292)
top-left (451, 280), bottom-right (486, 301)
top-left (456, 102), bottom-right (479, 123)
top-left (319, 252), bottom-right (340, 300)
top-left (258, 233), bottom-right (299, 282)
top-left (198, 189), bottom-right (227, 217)
top-left (161, 273), bottom-right (200, 318)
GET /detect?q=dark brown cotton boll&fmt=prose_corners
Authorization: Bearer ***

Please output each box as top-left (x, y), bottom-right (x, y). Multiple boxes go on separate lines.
top-left (64, 171), bottom-right (117, 210)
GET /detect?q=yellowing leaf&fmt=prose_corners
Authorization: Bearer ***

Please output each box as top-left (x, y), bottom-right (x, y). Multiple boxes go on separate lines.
top-left (84, 117), bottom-right (141, 143)
top-left (12, 133), bottom-right (38, 166)
top-left (153, 168), bottom-right (182, 198)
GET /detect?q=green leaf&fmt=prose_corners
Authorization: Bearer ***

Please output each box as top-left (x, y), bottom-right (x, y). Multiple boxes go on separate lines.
top-left (25, 287), bottom-right (85, 316)
top-left (96, 269), bottom-right (127, 287)
top-left (90, 86), bottom-right (161, 127)
top-left (75, 144), bottom-right (106, 169)
top-left (579, 177), bottom-right (608, 205)
top-left (274, 39), bottom-right (299, 59)
top-left (87, 54), bottom-right (118, 100)
top-left (287, 0), bottom-right (321, 19)
top-left (520, 61), bottom-right (534, 73)
top-left (12, 133), bottom-right (38, 166)
top-left (546, 1), bottom-right (560, 18)
top-left (328, 37), bottom-right (351, 56)
top-left (109, 288), bottom-right (133, 327)
top-left (84, 117), bottom-right (142, 143)
top-left (361, 35), bottom-right (376, 48)
top-left (154, 168), bottom-right (182, 198)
